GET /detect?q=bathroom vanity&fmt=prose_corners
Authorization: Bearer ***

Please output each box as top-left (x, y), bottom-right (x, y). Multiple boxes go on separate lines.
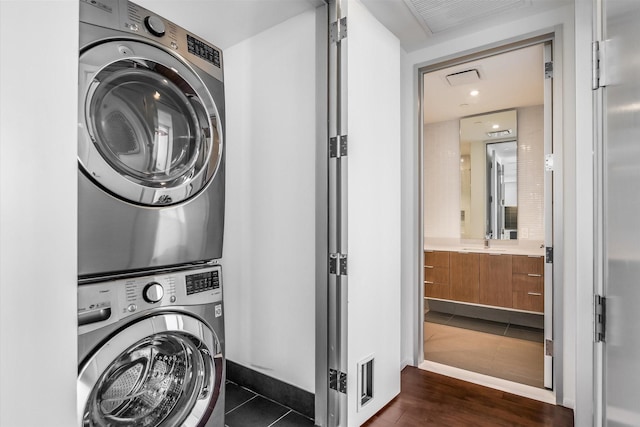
top-left (424, 247), bottom-right (544, 313)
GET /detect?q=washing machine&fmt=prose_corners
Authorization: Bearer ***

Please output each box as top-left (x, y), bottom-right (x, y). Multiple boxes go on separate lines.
top-left (78, 263), bottom-right (225, 426)
top-left (78, 0), bottom-right (225, 279)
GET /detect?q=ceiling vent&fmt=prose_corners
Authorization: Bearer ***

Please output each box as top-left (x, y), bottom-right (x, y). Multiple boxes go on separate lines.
top-left (445, 69), bottom-right (480, 86)
top-left (487, 129), bottom-right (513, 138)
top-left (404, 0), bottom-right (527, 34)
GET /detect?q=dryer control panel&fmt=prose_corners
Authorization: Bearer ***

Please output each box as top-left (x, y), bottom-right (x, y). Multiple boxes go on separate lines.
top-left (78, 264), bottom-right (222, 333)
top-left (79, 0), bottom-right (224, 82)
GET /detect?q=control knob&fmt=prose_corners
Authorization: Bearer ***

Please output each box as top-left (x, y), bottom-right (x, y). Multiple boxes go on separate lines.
top-left (144, 15), bottom-right (165, 37)
top-left (143, 282), bottom-right (164, 303)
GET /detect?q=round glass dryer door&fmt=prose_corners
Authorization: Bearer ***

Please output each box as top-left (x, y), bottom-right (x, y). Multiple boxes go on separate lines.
top-left (78, 314), bottom-right (223, 427)
top-left (78, 40), bottom-right (222, 206)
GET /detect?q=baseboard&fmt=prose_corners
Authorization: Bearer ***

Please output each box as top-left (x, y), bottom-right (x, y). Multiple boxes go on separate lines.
top-left (226, 360), bottom-right (315, 419)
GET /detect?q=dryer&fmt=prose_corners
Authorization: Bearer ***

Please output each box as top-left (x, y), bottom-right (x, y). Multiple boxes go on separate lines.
top-left (78, 0), bottom-right (225, 278)
top-left (78, 264), bottom-right (225, 427)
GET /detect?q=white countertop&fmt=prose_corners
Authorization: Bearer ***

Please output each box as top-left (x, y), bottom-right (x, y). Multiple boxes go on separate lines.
top-left (423, 238), bottom-right (545, 256)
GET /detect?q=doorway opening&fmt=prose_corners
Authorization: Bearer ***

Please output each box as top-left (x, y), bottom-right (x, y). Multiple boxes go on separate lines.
top-left (418, 38), bottom-right (556, 398)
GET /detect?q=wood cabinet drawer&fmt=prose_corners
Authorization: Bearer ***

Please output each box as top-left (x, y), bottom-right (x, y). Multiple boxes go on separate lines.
top-left (512, 255), bottom-right (544, 274)
top-left (424, 282), bottom-right (450, 299)
top-left (424, 251), bottom-right (450, 268)
top-left (513, 290), bottom-right (544, 312)
top-left (512, 273), bottom-right (543, 312)
top-left (512, 274), bottom-right (543, 293)
top-left (425, 266), bottom-right (449, 284)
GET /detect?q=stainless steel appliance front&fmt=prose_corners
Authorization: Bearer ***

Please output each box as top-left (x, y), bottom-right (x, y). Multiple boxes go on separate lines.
top-left (78, 264), bottom-right (225, 427)
top-left (78, 0), bottom-right (225, 278)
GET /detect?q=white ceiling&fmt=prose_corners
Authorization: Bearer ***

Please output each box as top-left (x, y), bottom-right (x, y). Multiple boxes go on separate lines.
top-left (460, 110), bottom-right (518, 146)
top-left (360, 0), bottom-right (572, 52)
top-left (133, 0), bottom-right (570, 52)
top-left (423, 43), bottom-right (544, 124)
top-left (134, 0), bottom-right (323, 50)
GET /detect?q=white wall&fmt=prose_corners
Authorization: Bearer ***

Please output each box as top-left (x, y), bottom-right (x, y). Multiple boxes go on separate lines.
top-left (0, 1), bottom-right (78, 426)
top-left (423, 119), bottom-right (460, 238)
top-left (401, 4), bottom-right (578, 409)
top-left (223, 9), bottom-right (319, 393)
top-left (347, 0), bottom-right (402, 424)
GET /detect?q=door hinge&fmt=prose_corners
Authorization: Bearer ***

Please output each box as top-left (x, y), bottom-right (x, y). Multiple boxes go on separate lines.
top-left (545, 246), bottom-right (553, 264)
top-left (329, 253), bottom-right (348, 275)
top-left (544, 153), bottom-right (554, 172)
top-left (545, 339), bottom-right (554, 356)
top-left (329, 368), bottom-right (347, 394)
top-left (330, 17), bottom-right (347, 44)
top-left (545, 61), bottom-right (554, 79)
top-left (592, 40), bottom-right (609, 90)
top-left (329, 135), bottom-right (348, 158)
top-left (595, 294), bottom-right (606, 342)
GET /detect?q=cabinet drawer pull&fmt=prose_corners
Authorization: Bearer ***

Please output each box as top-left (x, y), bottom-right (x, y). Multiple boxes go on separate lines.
top-left (425, 281), bottom-right (434, 284)
top-left (425, 250), bottom-right (434, 253)
top-left (527, 255), bottom-right (542, 258)
top-left (425, 265), bottom-right (434, 269)
top-left (489, 253), bottom-right (502, 256)
top-left (527, 292), bottom-right (543, 296)
top-left (527, 273), bottom-right (542, 277)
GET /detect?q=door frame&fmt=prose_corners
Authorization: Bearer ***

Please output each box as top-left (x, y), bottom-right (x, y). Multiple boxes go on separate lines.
top-left (415, 33), bottom-right (565, 404)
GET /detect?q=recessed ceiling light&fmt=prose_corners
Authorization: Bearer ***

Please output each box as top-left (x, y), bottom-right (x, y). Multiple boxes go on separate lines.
top-left (470, 90), bottom-right (479, 96)
top-left (492, 124), bottom-right (500, 129)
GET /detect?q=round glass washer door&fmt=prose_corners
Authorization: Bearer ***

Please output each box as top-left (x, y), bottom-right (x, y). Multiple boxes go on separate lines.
top-left (78, 313), bottom-right (223, 427)
top-left (78, 40), bottom-right (222, 206)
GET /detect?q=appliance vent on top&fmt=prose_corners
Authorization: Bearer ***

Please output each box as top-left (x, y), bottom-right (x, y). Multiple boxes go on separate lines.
top-left (403, 0), bottom-right (526, 34)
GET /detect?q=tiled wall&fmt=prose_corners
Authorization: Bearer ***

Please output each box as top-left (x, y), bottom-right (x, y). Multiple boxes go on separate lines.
top-left (516, 105), bottom-right (545, 241)
top-left (423, 119), bottom-right (461, 238)
top-left (423, 105), bottom-right (544, 241)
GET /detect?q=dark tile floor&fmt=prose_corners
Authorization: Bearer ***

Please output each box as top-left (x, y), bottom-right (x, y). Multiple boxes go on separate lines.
top-left (225, 381), bottom-right (315, 427)
top-left (425, 310), bottom-right (544, 342)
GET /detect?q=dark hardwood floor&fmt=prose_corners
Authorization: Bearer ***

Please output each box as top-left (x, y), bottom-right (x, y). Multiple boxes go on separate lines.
top-left (362, 366), bottom-right (574, 427)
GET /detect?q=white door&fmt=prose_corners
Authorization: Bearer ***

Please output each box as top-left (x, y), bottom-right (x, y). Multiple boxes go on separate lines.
top-left (599, 0), bottom-right (640, 424)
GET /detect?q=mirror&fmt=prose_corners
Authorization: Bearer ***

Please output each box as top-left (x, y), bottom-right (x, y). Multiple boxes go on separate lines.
top-left (459, 110), bottom-right (518, 240)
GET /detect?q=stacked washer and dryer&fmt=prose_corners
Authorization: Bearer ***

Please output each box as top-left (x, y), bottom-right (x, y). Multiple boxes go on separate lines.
top-left (77, 1), bottom-right (226, 425)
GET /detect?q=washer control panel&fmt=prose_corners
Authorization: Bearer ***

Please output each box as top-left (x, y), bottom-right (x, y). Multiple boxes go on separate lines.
top-left (186, 269), bottom-right (220, 295)
top-left (143, 15), bottom-right (165, 37)
top-left (143, 282), bottom-right (164, 303)
top-left (78, 264), bottom-right (222, 333)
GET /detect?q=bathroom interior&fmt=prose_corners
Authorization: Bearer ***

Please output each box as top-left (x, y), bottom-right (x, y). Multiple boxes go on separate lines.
top-left (421, 41), bottom-right (551, 390)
